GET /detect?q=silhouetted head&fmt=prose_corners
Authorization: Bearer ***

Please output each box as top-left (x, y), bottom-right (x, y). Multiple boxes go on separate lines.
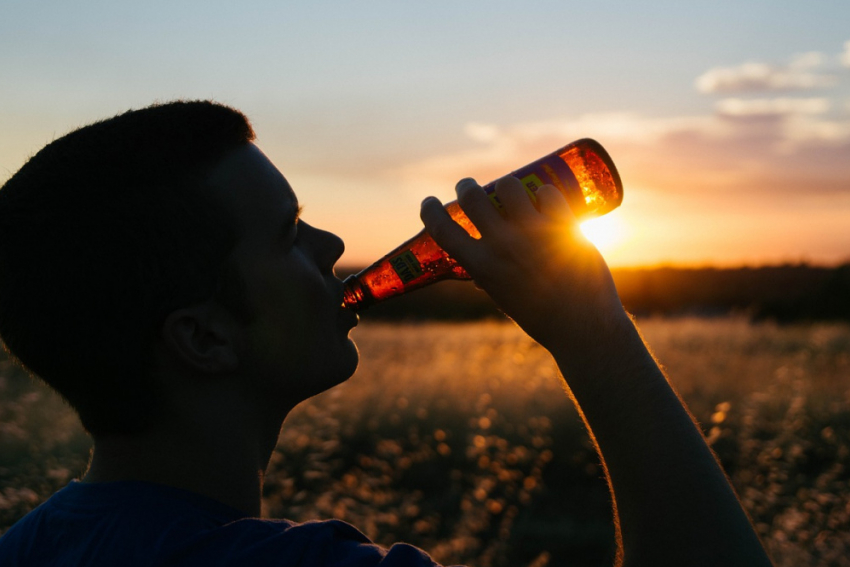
top-left (0, 101), bottom-right (255, 436)
top-left (201, 144), bottom-right (358, 419)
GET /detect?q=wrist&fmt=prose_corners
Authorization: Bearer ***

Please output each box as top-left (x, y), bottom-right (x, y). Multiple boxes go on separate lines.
top-left (547, 309), bottom-right (660, 391)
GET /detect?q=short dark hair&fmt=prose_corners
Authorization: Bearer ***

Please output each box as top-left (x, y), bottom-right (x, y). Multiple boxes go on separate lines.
top-left (0, 101), bottom-right (255, 436)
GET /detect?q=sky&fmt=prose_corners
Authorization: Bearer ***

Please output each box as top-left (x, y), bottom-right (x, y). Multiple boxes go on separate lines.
top-left (2, 0), bottom-right (849, 268)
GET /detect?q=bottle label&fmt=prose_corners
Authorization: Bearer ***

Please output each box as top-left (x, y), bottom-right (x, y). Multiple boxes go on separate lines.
top-left (389, 250), bottom-right (424, 283)
top-left (483, 152), bottom-right (580, 212)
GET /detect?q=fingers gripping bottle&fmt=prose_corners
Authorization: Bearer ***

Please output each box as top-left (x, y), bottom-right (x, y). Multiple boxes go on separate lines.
top-left (342, 138), bottom-right (623, 311)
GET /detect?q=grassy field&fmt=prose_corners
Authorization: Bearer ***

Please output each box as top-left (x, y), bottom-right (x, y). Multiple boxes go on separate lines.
top-left (1, 318), bottom-right (849, 566)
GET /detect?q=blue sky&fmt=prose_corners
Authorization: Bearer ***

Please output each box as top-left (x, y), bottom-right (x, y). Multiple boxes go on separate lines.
top-left (2, 0), bottom-right (849, 266)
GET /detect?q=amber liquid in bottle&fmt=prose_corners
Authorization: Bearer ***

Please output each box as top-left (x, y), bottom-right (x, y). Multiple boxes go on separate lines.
top-left (342, 138), bottom-right (623, 311)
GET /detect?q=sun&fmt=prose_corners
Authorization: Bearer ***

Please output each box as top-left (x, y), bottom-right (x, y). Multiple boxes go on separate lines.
top-left (579, 212), bottom-right (627, 254)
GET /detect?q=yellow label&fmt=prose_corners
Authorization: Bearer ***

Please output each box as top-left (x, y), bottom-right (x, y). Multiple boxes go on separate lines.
top-left (519, 174), bottom-right (541, 203)
top-left (389, 250), bottom-right (424, 283)
top-left (486, 174), bottom-right (541, 212)
top-left (488, 192), bottom-right (504, 211)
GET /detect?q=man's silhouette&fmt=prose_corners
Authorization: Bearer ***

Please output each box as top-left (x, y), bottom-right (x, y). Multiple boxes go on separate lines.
top-left (0, 101), bottom-right (772, 566)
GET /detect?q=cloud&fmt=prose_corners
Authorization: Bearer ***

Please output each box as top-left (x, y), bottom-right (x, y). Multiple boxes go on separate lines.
top-left (464, 123), bottom-right (501, 144)
top-left (711, 97), bottom-right (850, 150)
top-left (394, 41), bottom-right (850, 217)
top-left (781, 113), bottom-right (850, 146)
top-left (394, 113), bottom-right (730, 194)
top-left (388, 108), bottom-right (850, 268)
top-left (842, 40), bottom-right (850, 67)
top-left (467, 112), bottom-right (731, 147)
top-left (393, 105), bottom-right (850, 204)
top-left (695, 52), bottom-right (837, 93)
top-left (390, 43), bottom-right (850, 267)
top-left (715, 97), bottom-right (830, 117)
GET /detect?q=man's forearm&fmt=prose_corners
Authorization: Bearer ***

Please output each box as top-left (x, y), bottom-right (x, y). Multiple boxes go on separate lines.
top-left (549, 312), bottom-right (773, 567)
top-left (419, 178), bottom-right (773, 565)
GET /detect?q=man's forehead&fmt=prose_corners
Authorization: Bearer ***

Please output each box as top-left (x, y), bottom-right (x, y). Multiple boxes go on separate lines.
top-left (206, 143), bottom-right (298, 232)
top-left (208, 142), bottom-right (295, 198)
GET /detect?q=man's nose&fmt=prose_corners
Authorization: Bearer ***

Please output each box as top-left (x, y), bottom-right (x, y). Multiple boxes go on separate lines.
top-left (302, 222), bottom-right (345, 271)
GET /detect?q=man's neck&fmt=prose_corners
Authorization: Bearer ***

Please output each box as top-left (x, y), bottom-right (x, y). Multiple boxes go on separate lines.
top-left (82, 406), bottom-right (283, 517)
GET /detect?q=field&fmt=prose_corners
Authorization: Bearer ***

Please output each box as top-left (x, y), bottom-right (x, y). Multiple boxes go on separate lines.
top-left (1, 318), bottom-right (849, 566)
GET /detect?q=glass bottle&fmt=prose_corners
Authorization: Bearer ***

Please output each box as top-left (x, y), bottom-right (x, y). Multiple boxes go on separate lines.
top-left (342, 138), bottom-right (623, 310)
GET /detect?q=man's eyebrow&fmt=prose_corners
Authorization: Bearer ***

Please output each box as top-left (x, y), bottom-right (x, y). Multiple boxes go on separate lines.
top-left (282, 204), bottom-right (304, 235)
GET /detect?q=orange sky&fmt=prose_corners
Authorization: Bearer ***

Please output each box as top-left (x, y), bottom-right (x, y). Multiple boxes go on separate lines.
top-left (291, 105), bottom-right (850, 268)
top-left (2, 3), bottom-right (849, 268)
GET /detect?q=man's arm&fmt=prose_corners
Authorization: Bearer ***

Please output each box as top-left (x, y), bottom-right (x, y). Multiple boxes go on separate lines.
top-left (420, 177), bottom-right (773, 567)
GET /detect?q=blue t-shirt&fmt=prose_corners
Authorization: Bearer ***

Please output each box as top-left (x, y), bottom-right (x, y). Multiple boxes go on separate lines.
top-left (0, 481), bottom-right (446, 566)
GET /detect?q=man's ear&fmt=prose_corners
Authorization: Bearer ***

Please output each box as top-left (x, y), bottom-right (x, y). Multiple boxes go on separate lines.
top-left (160, 303), bottom-right (241, 374)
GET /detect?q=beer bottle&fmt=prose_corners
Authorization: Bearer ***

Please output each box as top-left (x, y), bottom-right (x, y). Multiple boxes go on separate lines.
top-left (342, 138), bottom-right (623, 310)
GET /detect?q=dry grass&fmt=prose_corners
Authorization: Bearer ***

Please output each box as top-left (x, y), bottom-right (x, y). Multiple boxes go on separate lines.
top-left (1, 318), bottom-right (849, 566)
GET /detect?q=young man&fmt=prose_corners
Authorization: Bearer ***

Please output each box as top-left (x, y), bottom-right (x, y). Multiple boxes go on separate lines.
top-left (0, 101), bottom-right (773, 566)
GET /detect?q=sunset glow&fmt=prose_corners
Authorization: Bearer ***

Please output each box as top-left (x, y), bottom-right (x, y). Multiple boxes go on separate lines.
top-left (1, 2), bottom-right (848, 268)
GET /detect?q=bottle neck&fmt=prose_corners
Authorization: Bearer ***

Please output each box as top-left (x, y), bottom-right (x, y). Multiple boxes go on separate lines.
top-left (342, 275), bottom-right (372, 311)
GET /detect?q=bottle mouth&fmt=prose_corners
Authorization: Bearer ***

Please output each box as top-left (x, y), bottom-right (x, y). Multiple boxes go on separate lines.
top-left (342, 275), bottom-right (371, 311)
top-left (573, 138), bottom-right (624, 216)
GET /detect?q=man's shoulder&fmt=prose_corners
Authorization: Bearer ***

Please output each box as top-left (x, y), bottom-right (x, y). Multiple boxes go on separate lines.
top-left (0, 482), bottom-right (444, 567)
top-left (0, 481), bottom-right (238, 566)
top-left (169, 516), bottom-right (442, 566)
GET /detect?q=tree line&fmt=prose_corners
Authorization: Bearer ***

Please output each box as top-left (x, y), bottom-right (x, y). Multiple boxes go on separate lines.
top-left (338, 264), bottom-right (850, 323)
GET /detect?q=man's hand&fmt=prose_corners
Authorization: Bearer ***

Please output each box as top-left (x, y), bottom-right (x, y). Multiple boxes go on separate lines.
top-left (420, 176), bottom-right (774, 567)
top-left (420, 176), bottom-right (627, 352)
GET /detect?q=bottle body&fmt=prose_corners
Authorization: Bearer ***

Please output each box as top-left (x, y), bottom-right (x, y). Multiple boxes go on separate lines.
top-left (342, 138), bottom-right (623, 310)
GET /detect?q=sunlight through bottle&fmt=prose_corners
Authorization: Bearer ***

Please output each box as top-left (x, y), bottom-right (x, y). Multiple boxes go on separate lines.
top-left (342, 139), bottom-right (623, 311)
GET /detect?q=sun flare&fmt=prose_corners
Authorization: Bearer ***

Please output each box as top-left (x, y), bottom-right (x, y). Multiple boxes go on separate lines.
top-left (579, 212), bottom-right (627, 253)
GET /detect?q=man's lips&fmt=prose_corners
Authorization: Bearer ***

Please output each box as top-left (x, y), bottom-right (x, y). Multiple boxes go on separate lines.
top-left (335, 281), bottom-right (359, 327)
top-left (339, 303), bottom-right (359, 328)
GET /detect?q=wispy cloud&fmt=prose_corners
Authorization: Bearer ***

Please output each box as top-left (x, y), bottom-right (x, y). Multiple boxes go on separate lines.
top-left (842, 40), bottom-right (850, 68)
top-left (392, 41), bottom-right (850, 243)
top-left (695, 52), bottom-right (837, 93)
top-left (394, 109), bottom-right (850, 206)
top-left (391, 104), bottom-right (850, 267)
top-left (715, 97), bottom-right (830, 117)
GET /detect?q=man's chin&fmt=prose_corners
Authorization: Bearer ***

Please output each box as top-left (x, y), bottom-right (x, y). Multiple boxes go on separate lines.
top-left (301, 347), bottom-right (360, 401)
